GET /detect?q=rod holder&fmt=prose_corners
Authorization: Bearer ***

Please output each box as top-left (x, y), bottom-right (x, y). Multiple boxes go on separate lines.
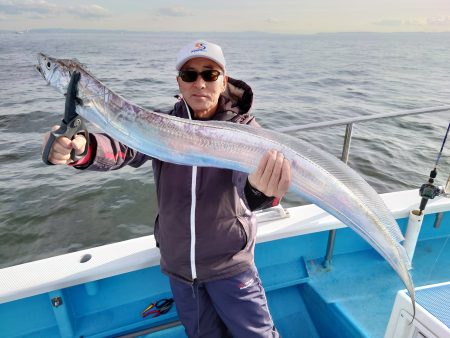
top-left (403, 209), bottom-right (423, 264)
top-left (443, 174), bottom-right (450, 196)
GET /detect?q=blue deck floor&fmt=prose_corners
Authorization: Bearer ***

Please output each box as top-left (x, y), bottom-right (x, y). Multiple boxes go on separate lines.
top-left (305, 235), bottom-right (450, 338)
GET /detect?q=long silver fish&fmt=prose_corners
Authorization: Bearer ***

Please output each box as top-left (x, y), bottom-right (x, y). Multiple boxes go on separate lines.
top-left (36, 53), bottom-right (415, 315)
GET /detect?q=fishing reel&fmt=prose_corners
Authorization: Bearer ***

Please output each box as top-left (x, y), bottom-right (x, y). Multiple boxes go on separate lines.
top-left (418, 170), bottom-right (450, 214)
top-left (418, 123), bottom-right (450, 215)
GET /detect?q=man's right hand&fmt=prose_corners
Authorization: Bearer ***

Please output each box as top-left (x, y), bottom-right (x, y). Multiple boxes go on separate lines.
top-left (248, 150), bottom-right (291, 198)
top-left (42, 125), bottom-right (87, 165)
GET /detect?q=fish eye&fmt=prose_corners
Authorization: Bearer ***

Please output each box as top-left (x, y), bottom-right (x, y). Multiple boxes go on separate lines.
top-left (46, 61), bottom-right (51, 69)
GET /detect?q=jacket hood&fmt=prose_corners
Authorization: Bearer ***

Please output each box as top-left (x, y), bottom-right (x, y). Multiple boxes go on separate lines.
top-left (221, 77), bottom-right (254, 115)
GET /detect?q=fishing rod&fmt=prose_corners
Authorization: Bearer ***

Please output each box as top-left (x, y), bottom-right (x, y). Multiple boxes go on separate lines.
top-left (418, 122), bottom-right (450, 215)
top-left (404, 122), bottom-right (450, 263)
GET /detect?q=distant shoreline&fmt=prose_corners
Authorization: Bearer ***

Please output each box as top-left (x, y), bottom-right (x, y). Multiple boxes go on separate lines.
top-left (1, 29), bottom-right (450, 35)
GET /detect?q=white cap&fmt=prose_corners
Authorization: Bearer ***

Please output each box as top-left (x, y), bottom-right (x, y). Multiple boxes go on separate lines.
top-left (175, 40), bottom-right (226, 71)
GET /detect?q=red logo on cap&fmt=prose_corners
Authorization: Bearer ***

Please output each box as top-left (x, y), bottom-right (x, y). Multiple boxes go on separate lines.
top-left (191, 43), bottom-right (206, 53)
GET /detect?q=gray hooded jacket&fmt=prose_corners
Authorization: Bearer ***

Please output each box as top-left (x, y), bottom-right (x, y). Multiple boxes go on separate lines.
top-left (76, 78), bottom-right (274, 283)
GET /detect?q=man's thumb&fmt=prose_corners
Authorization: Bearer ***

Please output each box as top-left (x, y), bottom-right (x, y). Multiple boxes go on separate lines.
top-left (71, 135), bottom-right (87, 155)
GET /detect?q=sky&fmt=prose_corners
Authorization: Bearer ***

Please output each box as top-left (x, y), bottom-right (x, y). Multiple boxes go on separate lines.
top-left (1, 0), bottom-right (450, 34)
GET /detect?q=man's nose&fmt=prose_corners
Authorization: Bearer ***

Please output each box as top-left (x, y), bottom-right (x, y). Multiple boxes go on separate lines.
top-left (192, 76), bottom-right (206, 88)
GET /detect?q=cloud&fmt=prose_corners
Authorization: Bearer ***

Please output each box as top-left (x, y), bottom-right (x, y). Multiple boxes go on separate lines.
top-left (427, 16), bottom-right (450, 26)
top-left (69, 4), bottom-right (111, 19)
top-left (372, 19), bottom-right (403, 27)
top-left (0, 0), bottom-right (58, 15)
top-left (265, 18), bottom-right (283, 24)
top-left (373, 16), bottom-right (450, 27)
top-left (157, 6), bottom-right (191, 17)
top-left (372, 18), bottom-right (426, 27)
top-left (0, 1), bottom-right (110, 19)
top-left (401, 18), bottom-right (427, 26)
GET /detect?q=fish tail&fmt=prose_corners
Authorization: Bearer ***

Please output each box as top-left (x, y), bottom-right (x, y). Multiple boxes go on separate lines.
top-left (405, 273), bottom-right (416, 324)
top-left (409, 292), bottom-right (416, 325)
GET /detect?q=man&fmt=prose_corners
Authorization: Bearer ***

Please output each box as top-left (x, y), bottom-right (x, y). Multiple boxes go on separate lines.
top-left (43, 40), bottom-right (291, 337)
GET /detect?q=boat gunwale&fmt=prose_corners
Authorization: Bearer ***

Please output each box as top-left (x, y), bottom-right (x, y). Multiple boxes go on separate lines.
top-left (0, 188), bottom-right (449, 305)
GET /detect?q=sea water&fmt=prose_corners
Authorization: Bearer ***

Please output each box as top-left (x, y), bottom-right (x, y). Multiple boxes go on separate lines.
top-left (0, 31), bottom-right (449, 268)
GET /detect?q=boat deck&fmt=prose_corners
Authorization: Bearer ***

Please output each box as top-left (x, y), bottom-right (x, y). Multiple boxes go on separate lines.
top-left (1, 190), bottom-right (449, 338)
top-left (304, 234), bottom-right (450, 338)
top-left (137, 215), bottom-right (450, 338)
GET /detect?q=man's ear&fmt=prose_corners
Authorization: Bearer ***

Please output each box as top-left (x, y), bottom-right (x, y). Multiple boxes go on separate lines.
top-left (222, 75), bottom-right (228, 91)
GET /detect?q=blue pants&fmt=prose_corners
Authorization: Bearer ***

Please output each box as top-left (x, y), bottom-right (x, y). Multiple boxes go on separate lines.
top-left (169, 267), bottom-right (279, 338)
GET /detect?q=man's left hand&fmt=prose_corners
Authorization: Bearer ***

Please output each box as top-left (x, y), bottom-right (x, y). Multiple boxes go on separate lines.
top-left (248, 150), bottom-right (291, 198)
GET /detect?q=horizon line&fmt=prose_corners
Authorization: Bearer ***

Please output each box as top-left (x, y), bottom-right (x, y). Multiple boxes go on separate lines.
top-left (2, 28), bottom-right (450, 35)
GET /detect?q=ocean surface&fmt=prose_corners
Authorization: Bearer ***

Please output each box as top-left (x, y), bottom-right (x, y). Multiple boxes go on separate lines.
top-left (0, 31), bottom-right (449, 269)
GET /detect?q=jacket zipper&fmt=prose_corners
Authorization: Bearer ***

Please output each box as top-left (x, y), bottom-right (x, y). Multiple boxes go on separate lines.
top-left (183, 99), bottom-right (197, 280)
top-left (190, 165), bottom-right (198, 279)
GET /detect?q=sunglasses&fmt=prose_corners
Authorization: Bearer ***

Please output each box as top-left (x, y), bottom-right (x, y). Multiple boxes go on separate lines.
top-left (178, 70), bottom-right (222, 82)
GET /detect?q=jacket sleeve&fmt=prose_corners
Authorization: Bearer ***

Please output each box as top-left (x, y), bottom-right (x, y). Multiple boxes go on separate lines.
top-left (232, 116), bottom-right (279, 211)
top-left (71, 133), bottom-right (150, 171)
top-left (72, 108), bottom-right (180, 171)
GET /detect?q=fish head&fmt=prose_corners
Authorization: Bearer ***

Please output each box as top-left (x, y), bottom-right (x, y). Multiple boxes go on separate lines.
top-left (36, 53), bottom-right (64, 83)
top-left (35, 53), bottom-right (81, 94)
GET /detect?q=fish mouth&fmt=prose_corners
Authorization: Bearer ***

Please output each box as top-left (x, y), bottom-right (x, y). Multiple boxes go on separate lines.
top-left (35, 62), bottom-right (48, 83)
top-left (35, 53), bottom-right (44, 77)
top-left (35, 53), bottom-right (50, 82)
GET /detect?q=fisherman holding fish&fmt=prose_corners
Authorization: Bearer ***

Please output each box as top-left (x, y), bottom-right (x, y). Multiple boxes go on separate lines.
top-left (42, 40), bottom-right (291, 337)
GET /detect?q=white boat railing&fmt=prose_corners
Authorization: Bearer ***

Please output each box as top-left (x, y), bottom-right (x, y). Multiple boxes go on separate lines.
top-left (275, 104), bottom-right (450, 268)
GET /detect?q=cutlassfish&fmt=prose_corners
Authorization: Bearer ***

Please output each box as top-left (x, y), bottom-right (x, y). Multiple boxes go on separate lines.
top-left (35, 53), bottom-right (415, 315)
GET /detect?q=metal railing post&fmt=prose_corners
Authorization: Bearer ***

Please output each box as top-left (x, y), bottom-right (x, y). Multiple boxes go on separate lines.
top-left (322, 123), bottom-right (353, 269)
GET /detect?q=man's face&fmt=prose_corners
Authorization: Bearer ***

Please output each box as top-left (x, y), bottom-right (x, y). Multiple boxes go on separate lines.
top-left (177, 57), bottom-right (227, 120)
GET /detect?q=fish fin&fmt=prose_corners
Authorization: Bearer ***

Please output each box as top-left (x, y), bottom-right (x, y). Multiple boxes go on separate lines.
top-left (73, 58), bottom-right (88, 69)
